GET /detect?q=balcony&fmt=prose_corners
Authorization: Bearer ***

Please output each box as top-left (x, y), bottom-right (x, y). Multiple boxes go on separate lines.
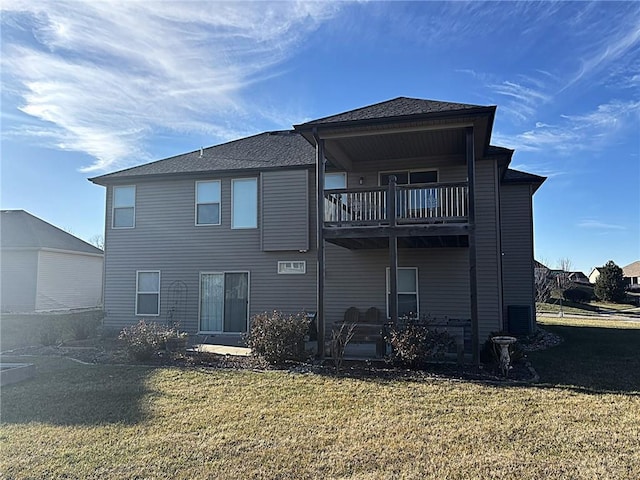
top-left (323, 182), bottom-right (469, 249)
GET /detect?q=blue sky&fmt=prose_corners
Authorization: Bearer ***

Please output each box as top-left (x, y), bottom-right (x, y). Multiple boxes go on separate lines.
top-left (1, 1), bottom-right (638, 274)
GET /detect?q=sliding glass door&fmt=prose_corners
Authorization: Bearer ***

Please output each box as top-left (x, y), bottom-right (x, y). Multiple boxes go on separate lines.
top-left (200, 272), bottom-right (249, 333)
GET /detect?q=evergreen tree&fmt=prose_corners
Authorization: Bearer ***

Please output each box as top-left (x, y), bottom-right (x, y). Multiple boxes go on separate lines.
top-left (594, 260), bottom-right (626, 303)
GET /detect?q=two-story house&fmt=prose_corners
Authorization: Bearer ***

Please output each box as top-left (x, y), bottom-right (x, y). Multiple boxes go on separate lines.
top-left (90, 97), bottom-right (545, 363)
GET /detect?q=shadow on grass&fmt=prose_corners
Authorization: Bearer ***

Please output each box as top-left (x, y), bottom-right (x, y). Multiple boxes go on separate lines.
top-left (528, 324), bottom-right (640, 394)
top-left (0, 356), bottom-right (154, 426)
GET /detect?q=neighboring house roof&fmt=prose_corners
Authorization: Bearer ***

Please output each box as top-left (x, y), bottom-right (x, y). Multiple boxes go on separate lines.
top-left (90, 131), bottom-right (315, 185)
top-left (568, 271), bottom-right (589, 283)
top-left (623, 261), bottom-right (640, 278)
top-left (0, 210), bottom-right (102, 255)
top-left (534, 260), bottom-right (549, 270)
top-left (294, 97), bottom-right (490, 127)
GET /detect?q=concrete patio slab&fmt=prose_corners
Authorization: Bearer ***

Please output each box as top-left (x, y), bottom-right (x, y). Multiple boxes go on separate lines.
top-left (189, 344), bottom-right (252, 357)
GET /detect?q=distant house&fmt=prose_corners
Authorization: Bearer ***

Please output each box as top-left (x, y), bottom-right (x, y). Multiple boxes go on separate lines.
top-left (622, 261), bottom-right (640, 286)
top-left (0, 210), bottom-right (103, 313)
top-left (568, 271), bottom-right (589, 284)
top-left (589, 267), bottom-right (602, 284)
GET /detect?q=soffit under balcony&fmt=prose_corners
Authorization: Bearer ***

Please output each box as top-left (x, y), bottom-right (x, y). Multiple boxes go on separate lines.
top-left (301, 115), bottom-right (491, 171)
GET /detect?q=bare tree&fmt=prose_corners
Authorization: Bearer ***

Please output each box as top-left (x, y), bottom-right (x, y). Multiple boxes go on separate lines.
top-left (556, 257), bottom-right (574, 316)
top-left (88, 233), bottom-right (104, 250)
top-left (535, 266), bottom-right (553, 305)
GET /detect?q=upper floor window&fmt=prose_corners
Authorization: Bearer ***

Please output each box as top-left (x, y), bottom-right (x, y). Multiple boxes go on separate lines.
top-left (325, 172), bottom-right (347, 190)
top-left (196, 180), bottom-right (221, 225)
top-left (380, 170), bottom-right (437, 185)
top-left (232, 178), bottom-right (258, 229)
top-left (113, 185), bottom-right (135, 228)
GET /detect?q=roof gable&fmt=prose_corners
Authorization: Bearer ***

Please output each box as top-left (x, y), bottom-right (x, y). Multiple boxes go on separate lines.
top-left (295, 97), bottom-right (489, 127)
top-left (0, 210), bottom-right (103, 255)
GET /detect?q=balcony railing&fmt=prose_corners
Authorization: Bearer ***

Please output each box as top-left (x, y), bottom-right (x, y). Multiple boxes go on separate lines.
top-left (324, 182), bottom-right (468, 226)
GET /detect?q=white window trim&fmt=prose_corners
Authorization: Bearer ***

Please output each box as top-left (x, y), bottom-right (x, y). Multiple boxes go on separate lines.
top-left (378, 169), bottom-right (439, 186)
top-left (112, 185), bottom-right (136, 229)
top-left (385, 267), bottom-right (419, 319)
top-left (195, 180), bottom-right (222, 226)
top-left (277, 261), bottom-right (306, 275)
top-left (231, 178), bottom-right (258, 229)
top-left (135, 270), bottom-right (161, 316)
top-left (197, 271), bottom-right (250, 335)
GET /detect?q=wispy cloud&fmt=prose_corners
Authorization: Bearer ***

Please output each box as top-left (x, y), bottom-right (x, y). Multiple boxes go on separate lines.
top-left (457, 69), bottom-right (559, 124)
top-left (494, 99), bottom-right (640, 153)
top-left (563, 5), bottom-right (640, 91)
top-left (509, 162), bottom-right (566, 179)
top-left (577, 220), bottom-right (627, 231)
top-left (488, 80), bottom-right (551, 122)
top-left (0, 1), bottom-right (341, 172)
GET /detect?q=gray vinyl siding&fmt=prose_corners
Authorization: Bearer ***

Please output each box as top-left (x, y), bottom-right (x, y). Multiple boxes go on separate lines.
top-left (324, 246), bottom-right (470, 325)
top-left (500, 183), bottom-right (535, 323)
top-left (0, 249), bottom-right (38, 312)
top-left (261, 170), bottom-right (309, 251)
top-left (103, 172), bottom-right (317, 333)
top-left (102, 158), bottom-right (505, 344)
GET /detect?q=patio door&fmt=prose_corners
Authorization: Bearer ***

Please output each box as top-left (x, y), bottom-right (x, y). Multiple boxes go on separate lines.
top-left (199, 272), bottom-right (249, 333)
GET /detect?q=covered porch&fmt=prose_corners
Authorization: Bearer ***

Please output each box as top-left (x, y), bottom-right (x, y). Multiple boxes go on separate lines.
top-left (294, 99), bottom-right (496, 365)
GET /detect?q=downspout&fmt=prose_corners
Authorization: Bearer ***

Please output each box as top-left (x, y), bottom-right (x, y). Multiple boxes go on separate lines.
top-left (529, 183), bottom-right (536, 331)
top-left (495, 162), bottom-right (504, 331)
top-left (313, 128), bottom-right (326, 359)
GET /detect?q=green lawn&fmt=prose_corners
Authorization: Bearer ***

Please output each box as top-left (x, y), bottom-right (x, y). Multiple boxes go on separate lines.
top-left (2, 317), bottom-right (640, 479)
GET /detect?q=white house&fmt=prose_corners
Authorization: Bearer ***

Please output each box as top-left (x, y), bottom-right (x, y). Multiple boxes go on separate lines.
top-left (0, 210), bottom-right (104, 313)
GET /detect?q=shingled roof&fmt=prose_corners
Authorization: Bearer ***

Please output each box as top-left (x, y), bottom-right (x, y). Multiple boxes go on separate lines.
top-left (623, 261), bottom-right (640, 278)
top-left (295, 96), bottom-right (491, 128)
top-left (90, 131), bottom-right (315, 184)
top-left (503, 169), bottom-right (546, 184)
top-left (1, 210), bottom-right (103, 255)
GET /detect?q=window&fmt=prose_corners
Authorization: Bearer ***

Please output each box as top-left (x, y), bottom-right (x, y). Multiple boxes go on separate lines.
top-left (324, 173), bottom-right (347, 221)
top-left (232, 178), bottom-right (258, 229)
top-left (199, 272), bottom-right (249, 333)
top-left (277, 261), bottom-right (306, 274)
top-left (113, 186), bottom-right (135, 228)
top-left (136, 271), bottom-right (160, 316)
top-left (325, 172), bottom-right (347, 190)
top-left (380, 171), bottom-right (439, 216)
top-left (380, 170), bottom-right (437, 185)
top-left (196, 181), bottom-right (221, 225)
top-left (386, 267), bottom-right (419, 319)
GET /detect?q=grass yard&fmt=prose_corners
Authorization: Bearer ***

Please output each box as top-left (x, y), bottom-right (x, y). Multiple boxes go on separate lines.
top-left (2, 317), bottom-right (640, 479)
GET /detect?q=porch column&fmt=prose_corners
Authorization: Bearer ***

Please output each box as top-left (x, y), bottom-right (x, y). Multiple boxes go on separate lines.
top-left (314, 130), bottom-right (326, 359)
top-left (466, 127), bottom-right (479, 366)
top-left (388, 175), bottom-right (398, 325)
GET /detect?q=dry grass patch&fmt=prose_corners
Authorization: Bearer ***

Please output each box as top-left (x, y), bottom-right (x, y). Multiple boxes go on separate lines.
top-left (2, 344), bottom-right (640, 479)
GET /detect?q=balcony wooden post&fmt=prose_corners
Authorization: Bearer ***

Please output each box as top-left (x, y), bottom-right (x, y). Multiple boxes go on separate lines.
top-left (388, 176), bottom-right (398, 326)
top-left (466, 126), bottom-right (479, 366)
top-left (314, 129), bottom-right (326, 359)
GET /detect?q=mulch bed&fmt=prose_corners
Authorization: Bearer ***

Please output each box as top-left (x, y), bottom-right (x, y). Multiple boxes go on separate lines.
top-left (2, 328), bottom-right (562, 384)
